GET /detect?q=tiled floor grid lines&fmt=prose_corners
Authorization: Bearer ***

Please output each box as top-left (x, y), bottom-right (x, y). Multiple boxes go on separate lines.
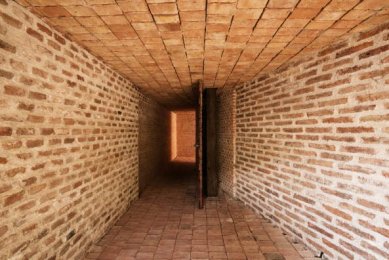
top-left (85, 171), bottom-right (316, 260)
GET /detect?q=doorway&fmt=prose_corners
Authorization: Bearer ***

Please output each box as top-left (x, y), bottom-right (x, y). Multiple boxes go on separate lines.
top-left (170, 110), bottom-right (196, 163)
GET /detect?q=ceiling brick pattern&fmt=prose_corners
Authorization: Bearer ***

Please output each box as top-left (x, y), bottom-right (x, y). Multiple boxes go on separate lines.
top-left (16, 0), bottom-right (389, 107)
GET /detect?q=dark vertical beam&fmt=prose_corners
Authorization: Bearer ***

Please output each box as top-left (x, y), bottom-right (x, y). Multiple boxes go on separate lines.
top-left (205, 89), bottom-right (218, 196)
top-left (194, 80), bottom-right (204, 208)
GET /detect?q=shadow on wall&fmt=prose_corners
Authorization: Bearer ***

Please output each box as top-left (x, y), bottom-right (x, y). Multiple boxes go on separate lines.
top-left (138, 98), bottom-right (172, 193)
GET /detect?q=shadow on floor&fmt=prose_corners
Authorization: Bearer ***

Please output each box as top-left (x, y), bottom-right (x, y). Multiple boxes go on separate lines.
top-left (164, 160), bottom-right (196, 180)
top-left (139, 160), bottom-right (197, 200)
top-left (138, 159), bottom-right (196, 197)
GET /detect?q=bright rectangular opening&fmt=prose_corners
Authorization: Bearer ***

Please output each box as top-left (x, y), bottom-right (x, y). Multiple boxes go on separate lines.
top-left (170, 110), bottom-right (195, 162)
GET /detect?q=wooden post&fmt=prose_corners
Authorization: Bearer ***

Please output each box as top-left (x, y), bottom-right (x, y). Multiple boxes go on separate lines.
top-left (194, 81), bottom-right (204, 208)
top-left (205, 89), bottom-right (218, 196)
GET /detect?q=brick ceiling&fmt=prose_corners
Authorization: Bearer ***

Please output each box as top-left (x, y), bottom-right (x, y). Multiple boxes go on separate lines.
top-left (16, 0), bottom-right (389, 107)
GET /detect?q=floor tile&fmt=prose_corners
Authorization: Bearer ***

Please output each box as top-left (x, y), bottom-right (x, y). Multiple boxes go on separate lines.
top-left (85, 168), bottom-right (314, 260)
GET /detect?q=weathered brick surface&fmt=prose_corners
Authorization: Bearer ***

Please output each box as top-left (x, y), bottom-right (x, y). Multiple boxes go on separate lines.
top-left (234, 23), bottom-right (389, 259)
top-left (139, 95), bottom-right (170, 193)
top-left (0, 1), bottom-right (166, 259)
top-left (216, 88), bottom-right (236, 196)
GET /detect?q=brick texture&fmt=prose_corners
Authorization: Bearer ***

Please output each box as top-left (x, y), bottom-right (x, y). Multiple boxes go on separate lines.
top-left (216, 88), bottom-right (236, 197)
top-left (85, 172), bottom-right (316, 260)
top-left (234, 23), bottom-right (389, 259)
top-left (15, 0), bottom-right (389, 106)
top-left (139, 95), bottom-right (170, 193)
top-left (175, 110), bottom-right (195, 159)
top-left (0, 1), bottom-right (166, 259)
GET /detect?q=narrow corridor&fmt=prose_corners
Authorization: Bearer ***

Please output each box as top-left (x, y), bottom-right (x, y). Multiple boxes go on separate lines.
top-left (85, 162), bottom-right (315, 260)
top-left (2, 2), bottom-right (388, 259)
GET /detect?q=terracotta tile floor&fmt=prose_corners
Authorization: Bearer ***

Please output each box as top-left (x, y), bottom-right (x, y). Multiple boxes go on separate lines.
top-left (85, 163), bottom-right (316, 260)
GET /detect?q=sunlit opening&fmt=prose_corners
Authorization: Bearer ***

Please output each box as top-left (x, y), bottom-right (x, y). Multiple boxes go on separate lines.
top-left (170, 110), bottom-right (195, 163)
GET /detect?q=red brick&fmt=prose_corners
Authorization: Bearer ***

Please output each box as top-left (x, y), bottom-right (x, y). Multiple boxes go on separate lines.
top-left (54, 33), bottom-right (66, 45)
top-left (356, 91), bottom-right (389, 102)
top-left (41, 128), bottom-right (54, 135)
top-left (322, 238), bottom-right (353, 259)
top-left (308, 222), bottom-right (333, 238)
top-left (340, 240), bottom-right (372, 259)
top-left (29, 91), bottom-right (46, 100)
top-left (0, 11), bottom-right (22, 28)
top-left (318, 97), bottom-right (347, 107)
top-left (339, 202), bottom-right (375, 219)
top-left (2, 140), bottom-right (22, 150)
top-left (37, 23), bottom-right (52, 36)
top-left (4, 191), bottom-right (24, 206)
top-left (358, 22), bottom-right (389, 41)
top-left (18, 102), bottom-right (35, 111)
top-left (295, 69), bottom-right (316, 80)
top-left (321, 152), bottom-right (352, 162)
top-left (322, 58), bottom-right (352, 71)
top-left (48, 39), bottom-right (60, 51)
top-left (0, 39), bottom-right (16, 53)
top-left (0, 156), bottom-right (7, 164)
top-left (4, 85), bottom-right (26, 96)
top-left (293, 86), bottom-right (314, 95)
top-left (359, 220), bottom-right (389, 238)
top-left (26, 28), bottom-right (43, 41)
top-left (359, 44), bottom-right (389, 59)
top-left (339, 104), bottom-right (375, 114)
top-left (32, 67), bottom-right (48, 79)
top-left (322, 116), bottom-right (353, 123)
top-left (293, 194), bottom-right (315, 205)
top-left (323, 205), bottom-right (352, 221)
top-left (325, 222), bottom-right (353, 241)
top-left (337, 62), bottom-right (372, 75)
top-left (321, 187), bottom-right (352, 199)
top-left (305, 73), bottom-right (332, 85)
top-left (0, 225), bottom-right (8, 237)
top-left (341, 146), bottom-right (375, 155)
top-left (0, 126), bottom-right (12, 136)
top-left (359, 157), bottom-right (389, 167)
top-left (336, 41), bottom-right (373, 58)
top-left (359, 67), bottom-right (389, 80)
top-left (5, 167), bottom-right (25, 177)
top-left (357, 199), bottom-right (386, 212)
top-left (16, 128), bottom-right (35, 136)
top-left (0, 69), bottom-right (13, 79)
top-left (26, 139), bottom-right (44, 148)
top-left (361, 241), bottom-right (389, 259)
top-left (27, 115), bottom-right (45, 123)
top-left (337, 126), bottom-right (374, 133)
top-left (360, 114), bottom-right (389, 122)
top-left (318, 41), bottom-right (348, 57)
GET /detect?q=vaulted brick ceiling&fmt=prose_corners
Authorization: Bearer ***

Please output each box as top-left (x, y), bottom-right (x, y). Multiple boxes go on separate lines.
top-left (16, 0), bottom-right (389, 107)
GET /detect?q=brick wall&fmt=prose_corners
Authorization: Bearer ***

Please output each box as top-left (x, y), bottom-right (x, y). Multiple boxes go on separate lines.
top-left (139, 95), bottom-right (170, 192)
top-left (216, 88), bottom-right (236, 197)
top-left (235, 23), bottom-right (389, 259)
top-left (0, 1), bottom-right (165, 259)
top-left (175, 111), bottom-right (195, 159)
